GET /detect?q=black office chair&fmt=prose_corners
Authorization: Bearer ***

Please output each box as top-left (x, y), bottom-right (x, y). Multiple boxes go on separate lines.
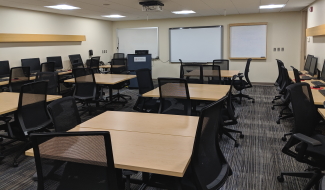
top-left (213, 59), bottom-right (229, 70)
top-left (272, 59), bottom-right (285, 102)
top-left (73, 68), bottom-right (97, 115)
top-left (277, 82), bottom-right (324, 190)
top-left (208, 65), bottom-right (222, 84)
top-left (71, 60), bottom-right (84, 70)
top-left (221, 75), bottom-right (244, 147)
top-left (36, 72), bottom-right (58, 95)
top-left (0, 81), bottom-right (52, 166)
top-left (8, 67), bottom-right (30, 92)
top-left (233, 58), bottom-right (255, 104)
top-left (158, 78), bottom-right (192, 116)
top-left (90, 56), bottom-right (101, 73)
top-left (40, 62), bottom-right (55, 72)
top-left (110, 59), bottom-right (132, 103)
top-left (31, 131), bottom-right (119, 190)
top-left (274, 59), bottom-right (283, 87)
top-left (149, 99), bottom-right (232, 189)
top-left (113, 53), bottom-right (125, 59)
top-left (133, 68), bottom-right (159, 112)
top-left (292, 66), bottom-right (301, 83)
top-left (179, 59), bottom-right (203, 84)
top-left (0, 60), bottom-right (10, 91)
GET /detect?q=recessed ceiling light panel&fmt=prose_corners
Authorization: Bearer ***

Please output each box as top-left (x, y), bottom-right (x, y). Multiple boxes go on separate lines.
top-left (102, 15), bottom-right (125, 18)
top-left (259, 4), bottom-right (285, 9)
top-left (172, 10), bottom-right (196, 14)
top-left (45, 4), bottom-right (80, 10)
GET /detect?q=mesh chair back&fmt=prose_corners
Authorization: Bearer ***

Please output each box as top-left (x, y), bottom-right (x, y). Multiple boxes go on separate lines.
top-left (31, 131), bottom-right (119, 190)
top-left (40, 62), bottom-right (55, 72)
top-left (36, 72), bottom-right (58, 95)
top-left (136, 68), bottom-right (154, 94)
top-left (90, 56), bottom-right (100, 73)
top-left (276, 59), bottom-right (284, 86)
top-left (47, 97), bottom-right (81, 132)
top-left (181, 64), bottom-right (203, 84)
top-left (0, 60), bottom-right (10, 77)
top-left (225, 75), bottom-right (238, 123)
top-left (291, 67), bottom-right (301, 83)
top-left (72, 60), bottom-right (84, 70)
top-left (191, 98), bottom-right (231, 190)
top-left (9, 67), bottom-right (30, 92)
top-left (110, 59), bottom-right (127, 74)
top-left (73, 68), bottom-right (96, 99)
top-left (17, 81), bottom-right (51, 134)
top-left (279, 66), bottom-right (291, 94)
top-left (286, 83), bottom-right (318, 136)
top-left (158, 78), bottom-right (191, 115)
top-left (113, 53), bottom-right (125, 59)
top-left (213, 59), bottom-right (229, 70)
top-left (244, 58), bottom-right (252, 87)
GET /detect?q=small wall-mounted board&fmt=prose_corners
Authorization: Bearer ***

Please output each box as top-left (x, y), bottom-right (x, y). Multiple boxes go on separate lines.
top-left (0, 33), bottom-right (86, 42)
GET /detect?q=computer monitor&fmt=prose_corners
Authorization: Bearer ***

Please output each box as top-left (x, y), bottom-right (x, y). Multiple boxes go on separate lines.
top-left (308, 57), bottom-right (318, 76)
top-left (304, 54), bottom-right (313, 71)
top-left (68, 54), bottom-right (83, 65)
top-left (21, 58), bottom-right (41, 73)
top-left (0, 60), bottom-right (10, 77)
top-left (135, 50), bottom-right (149, 55)
top-left (47, 56), bottom-right (63, 70)
top-left (320, 60), bottom-right (325, 82)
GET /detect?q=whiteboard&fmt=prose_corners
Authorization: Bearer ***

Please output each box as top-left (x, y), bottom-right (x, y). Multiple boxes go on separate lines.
top-left (230, 24), bottom-right (267, 59)
top-left (117, 27), bottom-right (159, 58)
top-left (169, 26), bottom-right (223, 62)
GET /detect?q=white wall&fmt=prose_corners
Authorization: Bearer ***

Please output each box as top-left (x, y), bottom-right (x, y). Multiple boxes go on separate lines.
top-left (0, 6), bottom-right (112, 69)
top-left (112, 12), bottom-right (303, 83)
top-left (307, 0), bottom-right (325, 71)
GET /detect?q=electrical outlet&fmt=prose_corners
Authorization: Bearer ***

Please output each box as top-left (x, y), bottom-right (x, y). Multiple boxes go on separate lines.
top-left (277, 48), bottom-right (280, 51)
top-left (281, 48), bottom-right (284, 51)
top-left (273, 48), bottom-right (276, 51)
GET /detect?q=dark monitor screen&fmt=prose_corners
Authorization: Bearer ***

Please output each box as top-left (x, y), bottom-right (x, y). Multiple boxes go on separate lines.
top-left (69, 54), bottom-right (83, 65)
top-left (320, 60), bottom-right (325, 82)
top-left (0, 60), bottom-right (10, 77)
top-left (135, 50), bottom-right (149, 55)
top-left (304, 55), bottom-right (313, 71)
top-left (308, 57), bottom-right (318, 76)
top-left (21, 58), bottom-right (41, 73)
top-left (47, 56), bottom-right (63, 70)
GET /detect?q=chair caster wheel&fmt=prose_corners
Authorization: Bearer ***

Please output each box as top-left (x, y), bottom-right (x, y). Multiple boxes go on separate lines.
top-left (271, 107), bottom-right (275, 110)
top-left (234, 143), bottom-right (239, 147)
top-left (272, 100), bottom-right (275, 103)
top-left (277, 176), bottom-right (284, 182)
top-left (240, 134), bottom-right (244, 138)
top-left (282, 137), bottom-right (287, 141)
top-left (13, 162), bottom-right (19, 167)
top-left (276, 120), bottom-right (280, 124)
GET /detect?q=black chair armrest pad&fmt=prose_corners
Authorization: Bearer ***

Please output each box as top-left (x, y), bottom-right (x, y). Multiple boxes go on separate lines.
top-left (293, 133), bottom-right (322, 146)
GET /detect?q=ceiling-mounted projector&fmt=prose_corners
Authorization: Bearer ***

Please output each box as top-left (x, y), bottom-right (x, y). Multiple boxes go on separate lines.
top-left (139, 1), bottom-right (164, 12)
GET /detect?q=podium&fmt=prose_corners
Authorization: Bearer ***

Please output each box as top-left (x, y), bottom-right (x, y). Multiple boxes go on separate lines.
top-left (127, 54), bottom-right (152, 88)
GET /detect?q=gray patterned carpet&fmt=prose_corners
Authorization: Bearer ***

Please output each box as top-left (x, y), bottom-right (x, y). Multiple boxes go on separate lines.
top-left (0, 85), bottom-right (322, 190)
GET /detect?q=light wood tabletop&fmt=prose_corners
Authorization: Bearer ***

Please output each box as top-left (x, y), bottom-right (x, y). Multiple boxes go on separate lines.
top-left (318, 109), bottom-right (325, 119)
top-left (99, 65), bottom-right (124, 69)
top-left (64, 73), bottom-right (136, 85)
top-left (288, 71), bottom-right (325, 105)
top-left (25, 126), bottom-right (194, 177)
top-left (184, 70), bottom-right (240, 78)
top-left (78, 111), bottom-right (199, 137)
top-left (142, 83), bottom-right (230, 101)
top-left (0, 92), bottom-right (62, 115)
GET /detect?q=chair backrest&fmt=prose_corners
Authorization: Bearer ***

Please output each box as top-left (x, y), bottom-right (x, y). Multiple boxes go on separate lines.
top-left (9, 67), bottom-right (30, 92)
top-left (275, 59), bottom-right (284, 85)
top-left (31, 131), bottom-right (119, 190)
top-left (90, 56), bottom-right (101, 73)
top-left (201, 65), bottom-right (221, 84)
top-left (72, 60), bottom-right (85, 70)
top-left (110, 59), bottom-right (127, 74)
top-left (181, 64), bottom-right (203, 83)
top-left (40, 62), bottom-right (55, 72)
top-left (191, 98), bottom-right (231, 190)
top-left (73, 68), bottom-right (96, 99)
top-left (46, 56), bottom-right (63, 70)
top-left (36, 72), bottom-right (58, 95)
top-left (279, 66), bottom-right (291, 93)
top-left (0, 60), bottom-right (10, 77)
top-left (291, 67), bottom-right (301, 83)
top-left (213, 59), bottom-right (229, 70)
top-left (224, 75), bottom-right (238, 125)
top-left (69, 54), bottom-right (83, 65)
top-left (47, 97), bottom-right (81, 132)
top-left (158, 77), bottom-right (191, 115)
top-left (17, 81), bottom-right (51, 134)
top-left (113, 53), bottom-right (125, 59)
top-left (136, 68), bottom-right (154, 94)
top-left (244, 58), bottom-right (252, 87)
top-left (286, 83), bottom-right (318, 136)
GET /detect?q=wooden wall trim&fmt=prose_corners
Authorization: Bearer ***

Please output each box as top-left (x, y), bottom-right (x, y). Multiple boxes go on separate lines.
top-left (0, 33), bottom-right (86, 42)
top-left (306, 24), bottom-right (325, 37)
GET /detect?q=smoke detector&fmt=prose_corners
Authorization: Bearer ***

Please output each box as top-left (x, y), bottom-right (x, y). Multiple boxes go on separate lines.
top-left (139, 1), bottom-right (164, 12)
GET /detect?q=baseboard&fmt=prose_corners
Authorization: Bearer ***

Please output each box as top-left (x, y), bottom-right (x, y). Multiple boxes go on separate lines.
top-left (251, 82), bottom-right (273, 86)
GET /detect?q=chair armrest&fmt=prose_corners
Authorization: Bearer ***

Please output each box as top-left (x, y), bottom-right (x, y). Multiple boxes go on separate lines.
top-left (293, 133), bottom-right (322, 146)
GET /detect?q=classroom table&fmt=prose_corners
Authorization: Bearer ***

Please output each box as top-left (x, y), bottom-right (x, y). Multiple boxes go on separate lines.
top-left (0, 92), bottom-right (62, 115)
top-left (25, 111), bottom-right (199, 177)
top-left (184, 70), bottom-right (240, 78)
top-left (64, 73), bottom-right (136, 102)
top-left (288, 71), bottom-right (325, 105)
top-left (318, 108), bottom-right (325, 119)
top-left (142, 83), bottom-right (230, 101)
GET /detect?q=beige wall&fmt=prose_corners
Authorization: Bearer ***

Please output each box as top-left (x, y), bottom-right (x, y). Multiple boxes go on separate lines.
top-left (0, 6), bottom-right (112, 69)
top-left (113, 12), bottom-right (303, 83)
top-left (307, 0), bottom-right (325, 71)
